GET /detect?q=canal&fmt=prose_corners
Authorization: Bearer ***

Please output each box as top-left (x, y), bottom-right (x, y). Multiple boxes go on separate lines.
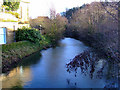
top-left (1, 38), bottom-right (119, 88)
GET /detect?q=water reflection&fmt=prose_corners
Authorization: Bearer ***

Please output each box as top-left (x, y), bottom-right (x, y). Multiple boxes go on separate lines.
top-left (1, 38), bottom-right (120, 88)
top-left (1, 51), bottom-right (41, 88)
top-left (66, 78), bottom-right (77, 88)
top-left (1, 67), bottom-right (31, 88)
top-left (66, 50), bottom-right (120, 88)
top-left (18, 51), bottom-right (41, 67)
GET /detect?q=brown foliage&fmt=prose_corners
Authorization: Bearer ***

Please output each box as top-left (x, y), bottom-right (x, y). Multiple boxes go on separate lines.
top-left (30, 8), bottom-right (68, 43)
top-left (66, 2), bottom-right (119, 57)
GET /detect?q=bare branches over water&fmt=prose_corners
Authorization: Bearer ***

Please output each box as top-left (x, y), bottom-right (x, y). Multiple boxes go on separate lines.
top-left (66, 50), bottom-right (120, 88)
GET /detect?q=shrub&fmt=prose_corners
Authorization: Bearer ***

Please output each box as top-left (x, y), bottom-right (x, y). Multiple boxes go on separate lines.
top-left (18, 21), bottom-right (29, 24)
top-left (40, 35), bottom-right (51, 47)
top-left (3, 0), bottom-right (20, 11)
top-left (15, 27), bottom-right (42, 43)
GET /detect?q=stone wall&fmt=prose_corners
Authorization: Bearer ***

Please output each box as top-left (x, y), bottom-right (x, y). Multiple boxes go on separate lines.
top-left (6, 29), bottom-right (14, 44)
top-left (0, 22), bottom-right (18, 30)
top-left (0, 0), bottom-right (3, 12)
top-left (0, 12), bottom-right (18, 21)
top-left (0, 22), bottom-right (30, 44)
top-left (0, 22), bottom-right (30, 30)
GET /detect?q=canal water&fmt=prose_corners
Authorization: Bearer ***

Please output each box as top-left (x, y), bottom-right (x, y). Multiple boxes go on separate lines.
top-left (1, 38), bottom-right (119, 88)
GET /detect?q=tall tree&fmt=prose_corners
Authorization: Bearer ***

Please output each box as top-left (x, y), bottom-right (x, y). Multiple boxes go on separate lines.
top-left (3, 0), bottom-right (20, 11)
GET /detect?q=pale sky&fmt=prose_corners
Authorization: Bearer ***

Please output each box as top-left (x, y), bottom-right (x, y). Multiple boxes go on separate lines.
top-left (29, 0), bottom-right (100, 19)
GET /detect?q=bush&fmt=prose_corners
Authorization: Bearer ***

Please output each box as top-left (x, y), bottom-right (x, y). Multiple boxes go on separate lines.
top-left (15, 27), bottom-right (42, 43)
top-left (18, 21), bottom-right (29, 24)
top-left (3, 0), bottom-right (20, 11)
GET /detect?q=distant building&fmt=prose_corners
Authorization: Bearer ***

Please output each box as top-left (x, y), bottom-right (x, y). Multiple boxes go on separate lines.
top-left (17, 0), bottom-right (30, 22)
top-left (0, 0), bottom-right (3, 12)
top-left (0, 0), bottom-right (30, 44)
top-left (0, 0), bottom-right (30, 23)
top-left (0, 0), bottom-right (30, 30)
top-left (0, 0), bottom-right (3, 8)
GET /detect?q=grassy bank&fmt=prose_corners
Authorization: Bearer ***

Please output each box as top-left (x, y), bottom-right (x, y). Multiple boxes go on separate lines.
top-left (2, 37), bottom-right (52, 73)
top-left (2, 21), bottom-right (66, 73)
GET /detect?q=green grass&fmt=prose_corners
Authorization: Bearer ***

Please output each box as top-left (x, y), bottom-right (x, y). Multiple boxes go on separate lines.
top-left (2, 32), bottom-right (58, 73)
top-left (2, 40), bottom-right (51, 60)
top-left (2, 36), bottom-right (52, 69)
top-left (2, 41), bottom-right (40, 62)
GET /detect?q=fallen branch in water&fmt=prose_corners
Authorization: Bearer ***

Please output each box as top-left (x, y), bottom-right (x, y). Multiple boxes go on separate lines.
top-left (66, 49), bottom-right (120, 79)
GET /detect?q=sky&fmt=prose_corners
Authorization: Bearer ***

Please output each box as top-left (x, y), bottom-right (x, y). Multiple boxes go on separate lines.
top-left (29, 0), bottom-right (100, 19)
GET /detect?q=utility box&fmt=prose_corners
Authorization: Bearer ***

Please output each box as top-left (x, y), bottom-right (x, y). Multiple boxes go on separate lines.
top-left (0, 27), bottom-right (6, 44)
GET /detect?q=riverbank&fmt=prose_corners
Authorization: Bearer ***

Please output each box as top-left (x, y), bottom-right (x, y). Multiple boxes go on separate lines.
top-left (2, 38), bottom-right (119, 88)
top-left (79, 35), bottom-right (120, 62)
top-left (2, 38), bottom-right (52, 73)
top-left (65, 33), bottom-right (120, 63)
